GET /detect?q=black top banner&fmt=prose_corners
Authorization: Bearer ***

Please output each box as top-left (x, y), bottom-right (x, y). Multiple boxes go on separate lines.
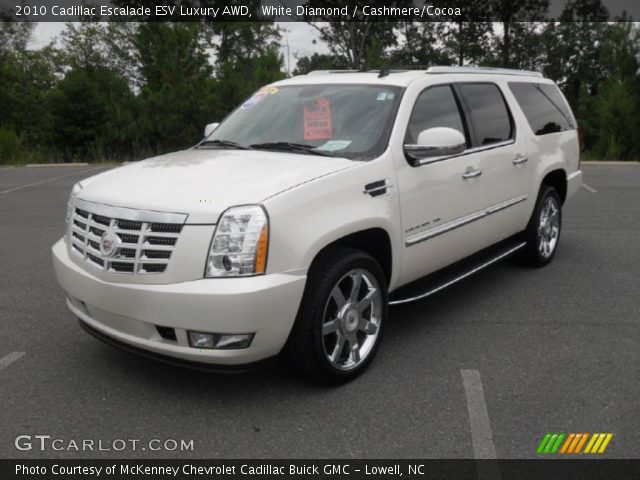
top-left (1, 0), bottom-right (638, 22)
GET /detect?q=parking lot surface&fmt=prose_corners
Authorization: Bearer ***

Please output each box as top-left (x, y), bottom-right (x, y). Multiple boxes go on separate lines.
top-left (0, 164), bottom-right (638, 459)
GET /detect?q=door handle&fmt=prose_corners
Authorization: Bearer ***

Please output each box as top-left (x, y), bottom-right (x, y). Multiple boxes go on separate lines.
top-left (462, 167), bottom-right (482, 180)
top-left (513, 154), bottom-right (528, 165)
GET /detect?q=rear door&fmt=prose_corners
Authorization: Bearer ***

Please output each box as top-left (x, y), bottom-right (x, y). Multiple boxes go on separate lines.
top-left (455, 82), bottom-right (529, 244)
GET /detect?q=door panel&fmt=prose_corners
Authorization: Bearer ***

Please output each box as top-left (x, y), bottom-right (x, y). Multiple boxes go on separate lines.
top-left (396, 85), bottom-right (487, 285)
top-left (397, 155), bottom-right (486, 285)
top-left (455, 82), bottom-right (529, 244)
top-left (481, 138), bottom-right (530, 244)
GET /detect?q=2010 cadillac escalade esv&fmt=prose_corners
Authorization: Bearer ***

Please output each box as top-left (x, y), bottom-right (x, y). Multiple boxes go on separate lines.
top-left (52, 66), bottom-right (582, 383)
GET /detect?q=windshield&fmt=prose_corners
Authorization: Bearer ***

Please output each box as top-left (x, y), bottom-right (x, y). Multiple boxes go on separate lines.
top-left (202, 84), bottom-right (404, 160)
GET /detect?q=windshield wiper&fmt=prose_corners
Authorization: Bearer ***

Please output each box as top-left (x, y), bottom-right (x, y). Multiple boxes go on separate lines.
top-left (248, 142), bottom-right (335, 157)
top-left (199, 139), bottom-right (251, 150)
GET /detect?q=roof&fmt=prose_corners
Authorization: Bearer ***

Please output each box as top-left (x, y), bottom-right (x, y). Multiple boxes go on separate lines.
top-left (273, 66), bottom-right (546, 88)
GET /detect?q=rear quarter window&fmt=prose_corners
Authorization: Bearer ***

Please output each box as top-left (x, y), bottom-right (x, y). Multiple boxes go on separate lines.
top-left (508, 82), bottom-right (576, 136)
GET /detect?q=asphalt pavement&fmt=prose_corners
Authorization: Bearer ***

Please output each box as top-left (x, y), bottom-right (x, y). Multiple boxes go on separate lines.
top-left (0, 163), bottom-right (638, 459)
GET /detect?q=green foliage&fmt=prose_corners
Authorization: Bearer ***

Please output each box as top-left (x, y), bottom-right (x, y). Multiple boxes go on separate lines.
top-left (293, 53), bottom-right (347, 75)
top-left (50, 66), bottom-right (137, 161)
top-left (211, 23), bottom-right (285, 115)
top-left (0, 15), bottom-right (638, 163)
top-left (390, 22), bottom-right (452, 66)
top-left (134, 23), bottom-right (217, 153)
top-left (590, 80), bottom-right (640, 160)
top-left (0, 127), bottom-right (19, 163)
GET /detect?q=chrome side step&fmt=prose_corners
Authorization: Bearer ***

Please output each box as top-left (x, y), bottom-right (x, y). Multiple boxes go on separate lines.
top-left (389, 241), bottom-right (526, 306)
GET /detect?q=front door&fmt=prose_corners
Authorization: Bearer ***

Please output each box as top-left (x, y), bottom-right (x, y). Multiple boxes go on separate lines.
top-left (395, 84), bottom-right (487, 285)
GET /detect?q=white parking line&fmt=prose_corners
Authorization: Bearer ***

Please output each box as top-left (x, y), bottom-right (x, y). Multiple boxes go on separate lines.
top-left (0, 167), bottom-right (102, 195)
top-left (461, 369), bottom-right (497, 459)
top-left (461, 369), bottom-right (501, 479)
top-left (0, 352), bottom-right (25, 371)
top-left (582, 183), bottom-right (598, 193)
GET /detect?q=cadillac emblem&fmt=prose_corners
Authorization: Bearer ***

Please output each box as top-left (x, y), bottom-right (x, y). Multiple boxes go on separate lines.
top-left (99, 231), bottom-right (119, 257)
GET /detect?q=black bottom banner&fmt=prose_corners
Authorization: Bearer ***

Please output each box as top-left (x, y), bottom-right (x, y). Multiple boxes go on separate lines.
top-left (2, 459), bottom-right (640, 480)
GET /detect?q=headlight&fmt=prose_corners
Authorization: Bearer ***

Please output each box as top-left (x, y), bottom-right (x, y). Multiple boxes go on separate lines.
top-left (65, 182), bottom-right (83, 241)
top-left (205, 205), bottom-right (269, 277)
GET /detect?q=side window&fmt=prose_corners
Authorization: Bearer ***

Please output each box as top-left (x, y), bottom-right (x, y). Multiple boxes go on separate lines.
top-left (457, 84), bottom-right (514, 146)
top-left (405, 85), bottom-right (466, 145)
top-left (508, 82), bottom-right (576, 135)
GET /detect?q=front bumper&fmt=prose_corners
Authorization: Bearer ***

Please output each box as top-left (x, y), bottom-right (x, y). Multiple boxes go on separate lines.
top-left (52, 239), bottom-right (306, 365)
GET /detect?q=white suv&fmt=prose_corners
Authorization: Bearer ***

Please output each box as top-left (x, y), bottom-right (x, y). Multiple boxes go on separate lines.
top-left (52, 67), bottom-right (582, 383)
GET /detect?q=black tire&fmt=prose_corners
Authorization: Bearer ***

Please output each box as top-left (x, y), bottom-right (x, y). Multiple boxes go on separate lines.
top-left (521, 185), bottom-right (562, 267)
top-left (284, 247), bottom-right (388, 384)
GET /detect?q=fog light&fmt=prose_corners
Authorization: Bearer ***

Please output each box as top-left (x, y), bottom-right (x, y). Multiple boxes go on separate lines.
top-left (188, 332), bottom-right (216, 349)
top-left (188, 331), bottom-right (254, 349)
top-left (216, 334), bottom-right (253, 349)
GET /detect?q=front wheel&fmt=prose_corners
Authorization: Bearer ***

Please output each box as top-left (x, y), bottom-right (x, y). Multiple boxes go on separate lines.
top-left (521, 185), bottom-right (562, 267)
top-left (284, 247), bottom-right (388, 384)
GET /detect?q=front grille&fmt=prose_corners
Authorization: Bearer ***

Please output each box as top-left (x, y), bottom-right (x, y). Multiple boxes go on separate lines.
top-left (68, 202), bottom-right (185, 275)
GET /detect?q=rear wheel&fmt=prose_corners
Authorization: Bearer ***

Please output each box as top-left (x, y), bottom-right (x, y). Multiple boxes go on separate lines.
top-left (285, 247), bottom-right (388, 384)
top-left (521, 185), bottom-right (562, 267)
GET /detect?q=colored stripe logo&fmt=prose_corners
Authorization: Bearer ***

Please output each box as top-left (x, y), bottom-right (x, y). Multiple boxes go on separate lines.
top-left (537, 433), bottom-right (613, 454)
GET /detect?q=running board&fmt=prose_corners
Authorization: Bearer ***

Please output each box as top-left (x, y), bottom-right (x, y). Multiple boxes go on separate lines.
top-left (389, 240), bottom-right (526, 306)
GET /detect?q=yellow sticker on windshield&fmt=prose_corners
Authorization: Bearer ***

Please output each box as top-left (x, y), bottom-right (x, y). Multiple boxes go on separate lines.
top-left (241, 86), bottom-right (279, 110)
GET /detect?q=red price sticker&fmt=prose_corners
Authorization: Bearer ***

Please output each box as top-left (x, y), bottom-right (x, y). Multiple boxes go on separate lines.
top-left (304, 98), bottom-right (333, 141)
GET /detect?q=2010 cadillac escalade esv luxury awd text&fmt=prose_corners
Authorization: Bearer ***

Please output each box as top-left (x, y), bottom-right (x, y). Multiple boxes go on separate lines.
top-left (52, 67), bottom-right (582, 383)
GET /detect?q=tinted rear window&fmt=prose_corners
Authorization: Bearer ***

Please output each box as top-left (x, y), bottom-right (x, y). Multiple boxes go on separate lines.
top-left (508, 82), bottom-right (576, 135)
top-left (457, 83), bottom-right (513, 146)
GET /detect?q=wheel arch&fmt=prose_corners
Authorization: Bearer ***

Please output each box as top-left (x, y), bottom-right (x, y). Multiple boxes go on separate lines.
top-left (540, 168), bottom-right (568, 204)
top-left (309, 227), bottom-right (394, 287)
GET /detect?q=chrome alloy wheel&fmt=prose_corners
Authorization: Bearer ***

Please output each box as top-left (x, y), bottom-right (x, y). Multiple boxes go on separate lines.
top-left (538, 196), bottom-right (560, 258)
top-left (321, 268), bottom-right (382, 371)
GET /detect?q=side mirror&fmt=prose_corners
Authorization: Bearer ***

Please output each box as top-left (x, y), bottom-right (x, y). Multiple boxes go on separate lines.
top-left (404, 127), bottom-right (466, 163)
top-left (204, 122), bottom-right (220, 138)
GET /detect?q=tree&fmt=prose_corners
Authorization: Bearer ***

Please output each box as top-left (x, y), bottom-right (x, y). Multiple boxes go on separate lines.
top-left (391, 22), bottom-right (452, 67)
top-left (296, 0), bottom-right (411, 69)
top-left (590, 79), bottom-right (639, 160)
top-left (541, 0), bottom-right (611, 104)
top-left (211, 23), bottom-right (285, 115)
top-left (302, 21), bottom-right (399, 69)
top-left (442, 22), bottom-right (494, 66)
top-left (134, 23), bottom-right (217, 153)
top-left (58, 22), bottom-right (139, 87)
top-left (0, 20), bottom-right (57, 163)
top-left (50, 66), bottom-right (136, 161)
top-left (293, 53), bottom-right (347, 75)
top-left (486, 22), bottom-right (547, 71)
top-left (489, 0), bottom-right (549, 67)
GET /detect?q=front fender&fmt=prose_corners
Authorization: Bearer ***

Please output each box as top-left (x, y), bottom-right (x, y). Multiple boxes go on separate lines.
top-left (263, 155), bottom-right (403, 290)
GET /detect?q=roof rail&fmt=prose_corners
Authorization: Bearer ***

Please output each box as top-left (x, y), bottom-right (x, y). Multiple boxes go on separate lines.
top-left (426, 66), bottom-right (543, 78)
top-left (307, 70), bottom-right (360, 75)
top-left (307, 69), bottom-right (411, 75)
top-left (306, 66), bottom-right (544, 78)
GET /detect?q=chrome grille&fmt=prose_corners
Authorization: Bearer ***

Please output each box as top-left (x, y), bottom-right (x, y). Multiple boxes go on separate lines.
top-left (68, 199), bottom-right (186, 275)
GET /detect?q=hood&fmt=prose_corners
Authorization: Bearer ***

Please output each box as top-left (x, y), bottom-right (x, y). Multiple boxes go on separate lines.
top-left (78, 148), bottom-right (355, 223)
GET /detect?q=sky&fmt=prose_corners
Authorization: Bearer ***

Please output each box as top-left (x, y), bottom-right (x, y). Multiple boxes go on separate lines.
top-left (31, 22), bottom-right (329, 73)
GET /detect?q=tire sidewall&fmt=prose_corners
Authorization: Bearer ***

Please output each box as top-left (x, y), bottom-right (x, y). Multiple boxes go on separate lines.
top-left (301, 249), bottom-right (388, 382)
top-left (526, 186), bottom-right (562, 266)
